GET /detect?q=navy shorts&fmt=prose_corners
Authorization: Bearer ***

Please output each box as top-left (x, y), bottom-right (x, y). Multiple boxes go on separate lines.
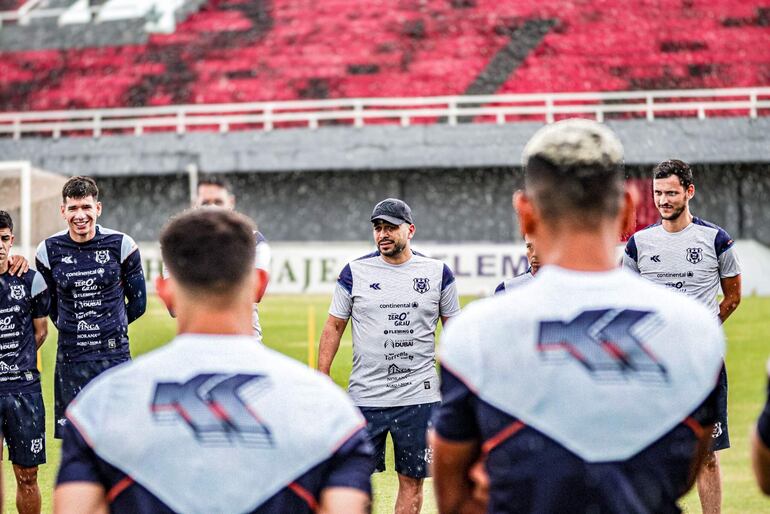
top-left (0, 392), bottom-right (46, 467)
top-left (359, 402), bottom-right (439, 479)
top-left (711, 364), bottom-right (730, 451)
top-left (55, 357), bottom-right (129, 439)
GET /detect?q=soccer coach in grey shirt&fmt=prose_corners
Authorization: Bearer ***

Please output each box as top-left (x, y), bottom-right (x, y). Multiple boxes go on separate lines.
top-left (623, 159), bottom-right (741, 514)
top-left (318, 198), bottom-right (461, 514)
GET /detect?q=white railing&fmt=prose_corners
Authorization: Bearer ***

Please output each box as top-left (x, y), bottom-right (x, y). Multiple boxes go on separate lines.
top-left (1, 87), bottom-right (769, 140)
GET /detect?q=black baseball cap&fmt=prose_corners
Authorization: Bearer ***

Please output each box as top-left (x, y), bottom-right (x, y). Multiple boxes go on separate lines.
top-left (370, 198), bottom-right (413, 226)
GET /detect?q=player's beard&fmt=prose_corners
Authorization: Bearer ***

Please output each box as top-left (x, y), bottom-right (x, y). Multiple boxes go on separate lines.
top-left (658, 204), bottom-right (685, 221)
top-left (379, 239), bottom-right (406, 257)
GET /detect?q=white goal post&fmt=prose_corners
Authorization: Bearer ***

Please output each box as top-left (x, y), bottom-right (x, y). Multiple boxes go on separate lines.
top-left (0, 161), bottom-right (67, 260)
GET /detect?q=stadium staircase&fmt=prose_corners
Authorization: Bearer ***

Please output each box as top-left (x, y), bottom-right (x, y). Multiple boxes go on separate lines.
top-left (1, 0), bottom-right (769, 117)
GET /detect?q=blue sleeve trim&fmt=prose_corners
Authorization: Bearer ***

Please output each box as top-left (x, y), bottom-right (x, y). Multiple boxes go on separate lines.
top-left (494, 282), bottom-right (506, 294)
top-left (441, 264), bottom-right (456, 291)
top-left (354, 251), bottom-right (380, 261)
top-left (337, 264), bottom-right (353, 294)
top-left (255, 231), bottom-right (267, 244)
top-left (624, 235), bottom-right (638, 262)
top-left (714, 228), bottom-right (735, 257)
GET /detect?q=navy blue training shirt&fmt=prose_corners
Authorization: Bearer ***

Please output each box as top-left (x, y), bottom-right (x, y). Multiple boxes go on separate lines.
top-left (0, 269), bottom-right (50, 393)
top-left (36, 226), bottom-right (146, 362)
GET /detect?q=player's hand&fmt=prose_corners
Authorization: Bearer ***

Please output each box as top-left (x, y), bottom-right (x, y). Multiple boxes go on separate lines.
top-left (8, 255), bottom-right (29, 276)
top-left (469, 458), bottom-right (490, 507)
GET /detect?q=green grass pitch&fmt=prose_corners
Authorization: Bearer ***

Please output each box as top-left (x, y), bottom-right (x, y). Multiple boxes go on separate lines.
top-left (4, 294), bottom-right (769, 513)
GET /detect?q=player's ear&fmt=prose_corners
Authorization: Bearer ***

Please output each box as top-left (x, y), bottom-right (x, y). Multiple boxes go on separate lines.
top-left (620, 186), bottom-right (637, 238)
top-left (687, 183), bottom-right (695, 200)
top-left (407, 224), bottom-right (415, 240)
top-left (514, 190), bottom-right (536, 237)
top-left (156, 276), bottom-right (174, 313)
top-left (95, 201), bottom-right (102, 217)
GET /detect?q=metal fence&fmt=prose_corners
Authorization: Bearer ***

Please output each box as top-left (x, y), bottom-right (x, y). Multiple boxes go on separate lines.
top-left (2, 87), bottom-right (769, 140)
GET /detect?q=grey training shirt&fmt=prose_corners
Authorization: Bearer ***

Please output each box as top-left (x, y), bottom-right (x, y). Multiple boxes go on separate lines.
top-left (330, 251), bottom-right (461, 407)
top-left (623, 218), bottom-right (741, 317)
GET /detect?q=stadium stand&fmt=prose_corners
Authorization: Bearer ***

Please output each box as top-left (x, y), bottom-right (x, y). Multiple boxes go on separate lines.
top-left (1, 0), bottom-right (769, 113)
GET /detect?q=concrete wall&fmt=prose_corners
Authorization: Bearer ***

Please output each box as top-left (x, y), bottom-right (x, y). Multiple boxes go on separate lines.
top-left (90, 163), bottom-right (769, 245)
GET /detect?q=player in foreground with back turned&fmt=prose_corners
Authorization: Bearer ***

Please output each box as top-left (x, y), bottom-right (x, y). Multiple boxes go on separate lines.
top-left (54, 209), bottom-right (373, 514)
top-left (431, 119), bottom-right (726, 514)
top-left (0, 211), bottom-right (50, 514)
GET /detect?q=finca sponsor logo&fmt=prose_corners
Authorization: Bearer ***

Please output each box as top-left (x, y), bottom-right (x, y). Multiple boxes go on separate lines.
top-left (77, 320), bottom-right (99, 332)
top-left (0, 362), bottom-right (19, 373)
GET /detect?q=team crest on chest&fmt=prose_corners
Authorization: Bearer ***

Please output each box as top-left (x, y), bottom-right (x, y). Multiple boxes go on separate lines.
top-left (685, 247), bottom-right (703, 264)
top-left (94, 250), bottom-right (110, 264)
top-left (9, 284), bottom-right (25, 300)
top-left (413, 277), bottom-right (430, 294)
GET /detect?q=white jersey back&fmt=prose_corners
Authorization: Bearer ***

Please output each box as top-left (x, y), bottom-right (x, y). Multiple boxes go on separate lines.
top-left (623, 218), bottom-right (740, 316)
top-left (67, 334), bottom-right (364, 514)
top-left (440, 266), bottom-right (724, 462)
top-left (330, 251), bottom-right (460, 407)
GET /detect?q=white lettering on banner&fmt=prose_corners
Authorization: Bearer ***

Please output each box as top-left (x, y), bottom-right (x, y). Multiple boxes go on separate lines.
top-left (135, 240), bottom-right (770, 296)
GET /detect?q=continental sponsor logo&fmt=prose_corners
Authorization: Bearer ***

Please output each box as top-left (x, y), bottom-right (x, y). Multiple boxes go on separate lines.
top-left (655, 272), bottom-right (694, 278)
top-left (379, 302), bottom-right (419, 309)
top-left (65, 268), bottom-right (104, 279)
top-left (0, 306), bottom-right (20, 315)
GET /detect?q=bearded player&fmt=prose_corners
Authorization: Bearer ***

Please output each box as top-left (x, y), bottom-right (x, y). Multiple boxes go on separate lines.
top-left (623, 159), bottom-right (741, 514)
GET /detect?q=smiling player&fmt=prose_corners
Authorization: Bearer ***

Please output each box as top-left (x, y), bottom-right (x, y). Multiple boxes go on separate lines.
top-left (35, 176), bottom-right (146, 439)
top-left (623, 160), bottom-right (741, 514)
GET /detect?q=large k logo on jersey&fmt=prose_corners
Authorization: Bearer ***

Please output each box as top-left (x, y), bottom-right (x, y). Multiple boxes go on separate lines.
top-left (152, 373), bottom-right (273, 447)
top-left (537, 309), bottom-right (668, 383)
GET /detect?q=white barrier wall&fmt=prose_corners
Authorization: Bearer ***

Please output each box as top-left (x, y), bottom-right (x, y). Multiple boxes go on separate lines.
top-left (139, 239), bottom-right (770, 296)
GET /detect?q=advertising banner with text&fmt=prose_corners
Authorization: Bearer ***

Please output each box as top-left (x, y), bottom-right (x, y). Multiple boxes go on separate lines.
top-left (138, 240), bottom-right (770, 296)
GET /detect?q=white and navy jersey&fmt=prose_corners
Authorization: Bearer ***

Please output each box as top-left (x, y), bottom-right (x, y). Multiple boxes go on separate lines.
top-left (435, 266), bottom-right (724, 513)
top-left (758, 360), bottom-right (770, 452)
top-left (0, 270), bottom-right (49, 393)
top-left (330, 251), bottom-right (460, 407)
top-left (36, 226), bottom-right (146, 362)
top-left (57, 334), bottom-right (372, 513)
top-left (252, 231), bottom-right (271, 343)
top-left (623, 218), bottom-right (741, 317)
top-left (494, 269), bottom-right (533, 295)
